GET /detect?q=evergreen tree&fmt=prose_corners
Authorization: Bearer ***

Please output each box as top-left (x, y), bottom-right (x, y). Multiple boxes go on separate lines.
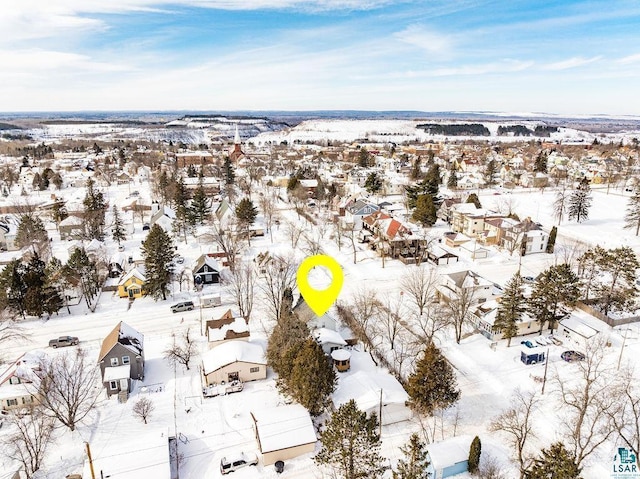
top-left (64, 247), bottom-right (100, 310)
top-left (405, 167), bottom-right (441, 210)
top-left (22, 253), bottom-right (47, 317)
top-left (172, 175), bottom-right (191, 240)
top-left (189, 177), bottom-right (212, 225)
top-left (484, 159), bottom-right (497, 186)
top-left (494, 274), bottom-right (526, 346)
top-left (223, 156), bottom-right (235, 185)
top-left (141, 224), bottom-right (175, 301)
top-left (624, 184), bottom-right (640, 235)
top-left (267, 308), bottom-right (310, 380)
top-left (284, 338), bottom-right (336, 416)
top-left (82, 177), bottom-right (106, 240)
top-left (186, 164), bottom-right (197, 177)
top-left (533, 151), bottom-right (548, 173)
top-left (235, 197), bottom-right (258, 245)
top-left (315, 399), bottom-right (387, 479)
top-left (358, 148), bottom-right (372, 168)
top-left (468, 436), bottom-right (482, 474)
top-left (406, 342), bottom-right (460, 415)
top-left (466, 193), bottom-right (482, 208)
top-left (524, 442), bottom-right (582, 479)
top-left (364, 172), bottom-right (383, 195)
top-left (528, 264), bottom-right (580, 333)
top-left (447, 161), bottom-right (458, 189)
top-left (32, 172), bottom-right (42, 191)
top-left (51, 200), bottom-right (68, 225)
top-left (0, 259), bottom-right (27, 317)
top-left (568, 178), bottom-right (592, 223)
top-left (393, 433), bottom-right (431, 479)
top-left (15, 213), bottom-right (49, 257)
top-left (409, 157), bottom-right (422, 181)
top-left (412, 194), bottom-right (437, 227)
top-left (546, 225), bottom-right (557, 253)
top-left (111, 205), bottom-right (126, 244)
top-left (590, 246), bottom-right (640, 315)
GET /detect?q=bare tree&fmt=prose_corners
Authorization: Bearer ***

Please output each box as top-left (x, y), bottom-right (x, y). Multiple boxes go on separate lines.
top-left (555, 335), bottom-right (617, 468)
top-left (490, 389), bottom-right (539, 479)
top-left (3, 407), bottom-right (55, 479)
top-left (34, 348), bottom-right (101, 431)
top-left (477, 453), bottom-right (509, 479)
top-left (494, 195), bottom-right (519, 217)
top-left (209, 220), bottom-right (243, 272)
top-left (222, 260), bottom-right (256, 320)
top-left (302, 230), bottom-right (324, 256)
top-left (375, 293), bottom-right (405, 351)
top-left (442, 287), bottom-right (476, 344)
top-left (610, 367), bottom-right (640, 471)
top-left (553, 186), bottom-right (569, 225)
top-left (258, 254), bottom-right (298, 322)
top-left (284, 220), bottom-right (305, 249)
top-left (259, 194), bottom-right (276, 243)
top-left (342, 288), bottom-right (382, 351)
top-left (132, 396), bottom-right (155, 424)
top-left (400, 264), bottom-right (438, 316)
top-left (164, 328), bottom-right (197, 371)
top-left (390, 328), bottom-right (420, 380)
top-left (0, 313), bottom-right (29, 361)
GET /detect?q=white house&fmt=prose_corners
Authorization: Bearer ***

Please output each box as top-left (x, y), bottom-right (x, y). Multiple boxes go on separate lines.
top-left (333, 370), bottom-right (412, 426)
top-left (201, 341), bottom-right (266, 385)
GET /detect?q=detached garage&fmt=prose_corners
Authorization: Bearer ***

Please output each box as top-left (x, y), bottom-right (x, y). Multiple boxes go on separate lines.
top-left (251, 404), bottom-right (317, 465)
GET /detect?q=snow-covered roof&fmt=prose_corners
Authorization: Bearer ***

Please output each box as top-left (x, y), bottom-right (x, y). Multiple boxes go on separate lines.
top-left (313, 328), bottom-right (347, 347)
top-left (84, 428), bottom-right (171, 479)
top-left (426, 435), bottom-right (472, 471)
top-left (331, 349), bottom-right (351, 361)
top-left (99, 321), bottom-right (144, 361)
top-left (251, 404), bottom-right (316, 454)
top-left (560, 315), bottom-right (599, 339)
top-left (333, 370), bottom-right (408, 413)
top-left (207, 316), bottom-right (249, 342)
top-left (103, 364), bottom-right (131, 382)
top-left (118, 267), bottom-right (146, 286)
top-left (201, 341), bottom-right (265, 374)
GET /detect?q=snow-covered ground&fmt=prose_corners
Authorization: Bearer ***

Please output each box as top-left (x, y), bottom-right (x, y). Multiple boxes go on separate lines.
top-left (1, 172), bottom-right (639, 478)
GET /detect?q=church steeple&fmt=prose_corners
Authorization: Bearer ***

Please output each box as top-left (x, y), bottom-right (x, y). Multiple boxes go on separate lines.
top-left (229, 123), bottom-right (245, 163)
top-left (234, 124), bottom-right (241, 145)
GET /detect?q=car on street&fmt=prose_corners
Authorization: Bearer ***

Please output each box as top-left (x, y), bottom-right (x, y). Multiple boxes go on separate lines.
top-left (220, 452), bottom-right (258, 475)
top-left (561, 350), bottom-right (585, 362)
top-left (49, 336), bottom-right (79, 348)
top-left (171, 301), bottom-right (194, 313)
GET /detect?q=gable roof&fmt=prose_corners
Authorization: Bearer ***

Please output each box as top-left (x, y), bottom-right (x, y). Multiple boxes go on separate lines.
top-left (98, 321), bottom-right (144, 362)
top-left (118, 267), bottom-right (146, 286)
top-left (201, 341), bottom-right (265, 374)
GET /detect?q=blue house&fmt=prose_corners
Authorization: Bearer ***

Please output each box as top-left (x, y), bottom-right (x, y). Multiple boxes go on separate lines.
top-left (426, 436), bottom-right (471, 479)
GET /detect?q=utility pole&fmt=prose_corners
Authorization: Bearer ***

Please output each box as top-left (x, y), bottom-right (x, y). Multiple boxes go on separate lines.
top-left (378, 389), bottom-right (383, 437)
top-left (85, 442), bottom-right (96, 479)
top-left (541, 347), bottom-right (550, 395)
top-left (617, 328), bottom-right (629, 370)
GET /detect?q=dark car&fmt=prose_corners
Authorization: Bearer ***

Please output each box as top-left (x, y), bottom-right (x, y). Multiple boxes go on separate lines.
top-left (520, 340), bottom-right (536, 349)
top-left (561, 350), bottom-right (585, 362)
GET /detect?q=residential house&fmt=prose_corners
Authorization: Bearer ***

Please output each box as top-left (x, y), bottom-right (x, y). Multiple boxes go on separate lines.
top-left (0, 351), bottom-right (45, 412)
top-left (502, 218), bottom-right (548, 256)
top-left (450, 203), bottom-right (503, 238)
top-left (117, 267), bottom-right (146, 298)
top-left (467, 299), bottom-right (540, 340)
top-left (149, 204), bottom-right (176, 232)
top-left (437, 198), bottom-right (462, 224)
top-left (427, 245), bottom-right (459, 266)
top-left (293, 298), bottom-right (339, 331)
top-left (333, 370), bottom-right (412, 426)
top-left (313, 328), bottom-right (347, 355)
top-left (192, 254), bottom-right (222, 285)
top-left (58, 215), bottom-right (84, 240)
top-left (426, 436), bottom-right (472, 479)
top-left (201, 341), bottom-right (266, 386)
top-left (436, 270), bottom-right (494, 304)
top-left (206, 309), bottom-right (250, 348)
top-left (251, 404), bottom-right (317, 465)
top-left (343, 199), bottom-right (379, 231)
top-left (0, 219), bottom-right (18, 251)
top-left (98, 322), bottom-right (145, 398)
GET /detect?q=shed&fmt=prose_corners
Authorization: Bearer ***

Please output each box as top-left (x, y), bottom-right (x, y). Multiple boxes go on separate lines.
top-left (331, 349), bottom-right (351, 372)
top-left (251, 404), bottom-right (317, 465)
top-left (426, 435), bottom-right (472, 479)
top-left (559, 315), bottom-right (599, 341)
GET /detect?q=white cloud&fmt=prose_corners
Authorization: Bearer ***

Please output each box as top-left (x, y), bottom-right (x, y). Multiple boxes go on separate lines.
top-left (617, 53), bottom-right (640, 65)
top-left (393, 24), bottom-right (452, 57)
top-left (542, 56), bottom-right (602, 71)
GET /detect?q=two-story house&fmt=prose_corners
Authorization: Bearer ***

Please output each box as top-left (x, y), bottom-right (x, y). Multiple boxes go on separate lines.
top-left (98, 322), bottom-right (145, 398)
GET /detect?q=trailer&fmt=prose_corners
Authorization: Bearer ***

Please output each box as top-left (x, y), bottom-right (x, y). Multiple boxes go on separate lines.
top-left (520, 348), bottom-right (546, 365)
top-left (200, 294), bottom-right (222, 308)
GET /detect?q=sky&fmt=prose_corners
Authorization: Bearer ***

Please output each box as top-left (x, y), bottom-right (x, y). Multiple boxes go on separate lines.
top-left (2, 0), bottom-right (640, 115)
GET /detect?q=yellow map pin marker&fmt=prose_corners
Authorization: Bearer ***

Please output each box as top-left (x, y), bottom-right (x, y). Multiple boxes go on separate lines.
top-left (296, 254), bottom-right (344, 317)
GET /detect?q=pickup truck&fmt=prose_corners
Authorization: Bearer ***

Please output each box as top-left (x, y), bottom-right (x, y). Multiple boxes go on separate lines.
top-left (49, 336), bottom-right (79, 348)
top-left (203, 380), bottom-right (244, 398)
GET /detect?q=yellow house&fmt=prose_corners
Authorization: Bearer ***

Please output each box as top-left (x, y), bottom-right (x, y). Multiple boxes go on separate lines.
top-left (117, 268), bottom-right (146, 298)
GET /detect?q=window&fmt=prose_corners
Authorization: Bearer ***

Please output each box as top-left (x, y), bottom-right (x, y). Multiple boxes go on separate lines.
top-left (9, 376), bottom-right (21, 385)
top-left (7, 399), bottom-right (18, 406)
top-left (110, 358), bottom-right (119, 367)
top-left (250, 367), bottom-right (259, 373)
top-left (122, 356), bottom-right (130, 365)
top-left (109, 381), bottom-right (118, 390)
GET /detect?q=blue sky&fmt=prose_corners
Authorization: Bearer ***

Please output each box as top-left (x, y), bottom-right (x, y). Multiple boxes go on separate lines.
top-left (2, 0), bottom-right (640, 115)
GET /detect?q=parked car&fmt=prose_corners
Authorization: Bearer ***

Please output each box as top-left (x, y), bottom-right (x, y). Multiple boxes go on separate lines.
top-left (171, 301), bottom-right (194, 313)
top-left (49, 336), bottom-right (79, 348)
top-left (118, 244), bottom-right (125, 252)
top-left (176, 256), bottom-right (184, 264)
top-left (142, 223), bottom-right (150, 231)
top-left (561, 350), bottom-right (585, 362)
top-left (220, 452), bottom-right (258, 475)
top-left (520, 340), bottom-right (536, 348)
top-left (522, 276), bottom-right (535, 283)
top-left (203, 380), bottom-right (244, 398)
top-left (548, 335), bottom-right (563, 345)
